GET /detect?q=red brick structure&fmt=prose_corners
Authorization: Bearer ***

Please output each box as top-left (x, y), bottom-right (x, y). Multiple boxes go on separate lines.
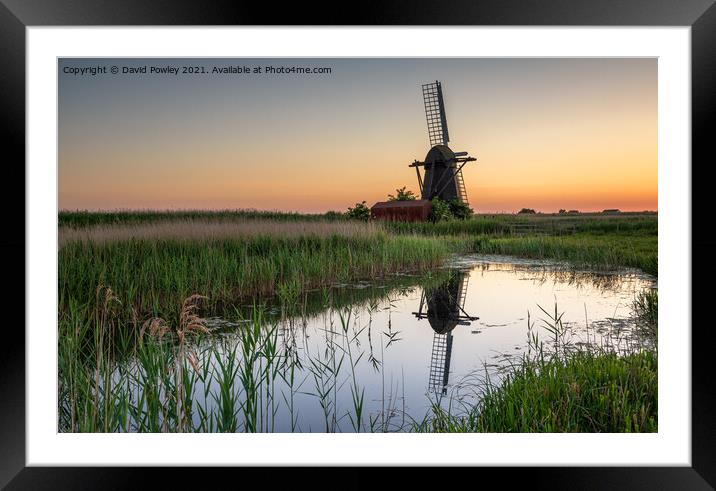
top-left (370, 199), bottom-right (432, 222)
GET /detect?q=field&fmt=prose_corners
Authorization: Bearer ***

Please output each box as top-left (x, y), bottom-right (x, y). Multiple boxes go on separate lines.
top-left (58, 210), bottom-right (658, 432)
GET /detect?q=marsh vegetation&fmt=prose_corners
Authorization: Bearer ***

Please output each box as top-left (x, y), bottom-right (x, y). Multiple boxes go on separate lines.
top-left (58, 211), bottom-right (658, 433)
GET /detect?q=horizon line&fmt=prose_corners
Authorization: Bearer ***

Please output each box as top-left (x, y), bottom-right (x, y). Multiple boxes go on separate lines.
top-left (57, 206), bottom-right (659, 215)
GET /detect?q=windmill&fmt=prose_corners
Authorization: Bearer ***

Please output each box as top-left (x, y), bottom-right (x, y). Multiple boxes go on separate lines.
top-left (370, 80), bottom-right (477, 222)
top-left (409, 81), bottom-right (477, 205)
top-left (412, 271), bottom-right (478, 396)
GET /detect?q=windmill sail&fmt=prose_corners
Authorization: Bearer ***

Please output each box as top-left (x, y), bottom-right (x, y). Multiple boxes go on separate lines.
top-left (422, 81), bottom-right (450, 147)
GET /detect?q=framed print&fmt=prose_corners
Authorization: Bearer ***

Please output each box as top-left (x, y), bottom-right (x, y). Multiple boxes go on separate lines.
top-left (3, 0), bottom-right (715, 488)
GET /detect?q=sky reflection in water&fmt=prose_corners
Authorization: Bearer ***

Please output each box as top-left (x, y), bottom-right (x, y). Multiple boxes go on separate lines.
top-left (193, 255), bottom-right (656, 432)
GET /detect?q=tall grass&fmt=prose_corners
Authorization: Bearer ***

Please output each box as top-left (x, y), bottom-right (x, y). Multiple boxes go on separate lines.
top-left (467, 233), bottom-right (657, 276)
top-left (60, 209), bottom-right (657, 236)
top-left (59, 219), bottom-right (383, 247)
top-left (414, 351), bottom-right (657, 433)
top-left (59, 221), bottom-right (448, 319)
top-left (386, 217), bottom-right (512, 236)
top-left (633, 288), bottom-right (658, 337)
top-left (388, 214), bottom-right (657, 237)
top-left (59, 209), bottom-right (346, 228)
top-left (60, 293), bottom-right (298, 433)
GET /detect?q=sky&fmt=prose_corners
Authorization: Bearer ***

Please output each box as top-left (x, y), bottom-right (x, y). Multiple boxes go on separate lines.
top-left (58, 58), bottom-right (657, 213)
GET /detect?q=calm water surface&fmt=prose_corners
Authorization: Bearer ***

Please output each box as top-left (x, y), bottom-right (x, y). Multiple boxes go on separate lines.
top-left (168, 254), bottom-right (656, 432)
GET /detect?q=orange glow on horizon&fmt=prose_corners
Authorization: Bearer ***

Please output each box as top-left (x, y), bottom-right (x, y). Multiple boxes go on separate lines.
top-left (59, 58), bottom-right (657, 213)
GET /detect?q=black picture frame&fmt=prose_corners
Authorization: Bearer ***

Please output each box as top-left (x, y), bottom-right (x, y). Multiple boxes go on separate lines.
top-left (2, 0), bottom-right (714, 488)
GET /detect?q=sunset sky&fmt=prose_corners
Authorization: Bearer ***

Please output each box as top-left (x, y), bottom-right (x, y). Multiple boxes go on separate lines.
top-left (59, 58), bottom-right (657, 213)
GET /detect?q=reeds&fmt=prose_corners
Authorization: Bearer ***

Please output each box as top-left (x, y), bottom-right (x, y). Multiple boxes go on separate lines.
top-left (387, 213), bottom-right (657, 237)
top-left (413, 350), bottom-right (657, 433)
top-left (59, 209), bottom-right (346, 228)
top-left (59, 221), bottom-right (448, 318)
top-left (633, 288), bottom-right (658, 337)
top-left (58, 288), bottom-right (397, 433)
top-left (59, 218), bottom-right (384, 248)
top-left (468, 234), bottom-right (658, 276)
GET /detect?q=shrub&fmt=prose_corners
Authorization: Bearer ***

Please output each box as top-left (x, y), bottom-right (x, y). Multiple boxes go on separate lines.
top-left (447, 199), bottom-right (474, 220)
top-left (346, 201), bottom-right (371, 221)
top-left (430, 198), bottom-right (453, 222)
top-left (388, 186), bottom-right (417, 201)
top-left (323, 210), bottom-right (345, 220)
top-left (429, 198), bottom-right (474, 222)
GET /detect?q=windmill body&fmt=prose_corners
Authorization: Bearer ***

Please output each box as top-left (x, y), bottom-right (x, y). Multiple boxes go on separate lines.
top-left (420, 145), bottom-right (460, 201)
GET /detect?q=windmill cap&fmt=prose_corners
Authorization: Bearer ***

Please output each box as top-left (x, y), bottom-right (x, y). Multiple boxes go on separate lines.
top-left (426, 144), bottom-right (456, 161)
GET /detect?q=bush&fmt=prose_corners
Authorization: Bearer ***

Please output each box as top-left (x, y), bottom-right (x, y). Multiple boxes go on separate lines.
top-left (346, 201), bottom-right (371, 221)
top-left (448, 199), bottom-right (474, 220)
top-left (430, 198), bottom-right (473, 222)
top-left (388, 186), bottom-right (417, 201)
top-left (323, 211), bottom-right (346, 220)
top-left (430, 198), bottom-right (453, 222)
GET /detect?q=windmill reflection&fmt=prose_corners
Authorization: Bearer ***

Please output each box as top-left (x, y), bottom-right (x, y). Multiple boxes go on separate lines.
top-left (413, 270), bottom-right (479, 396)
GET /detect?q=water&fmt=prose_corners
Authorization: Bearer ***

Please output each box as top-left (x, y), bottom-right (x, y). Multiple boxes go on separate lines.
top-left (108, 254), bottom-right (656, 432)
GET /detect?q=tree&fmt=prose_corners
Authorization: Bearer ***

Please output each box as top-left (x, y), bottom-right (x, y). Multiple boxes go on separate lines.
top-left (346, 201), bottom-right (370, 221)
top-left (518, 208), bottom-right (536, 214)
top-left (388, 186), bottom-right (417, 201)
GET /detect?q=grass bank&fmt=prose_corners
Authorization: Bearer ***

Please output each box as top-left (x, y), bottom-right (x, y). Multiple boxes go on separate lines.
top-left (465, 233), bottom-right (657, 276)
top-left (389, 213), bottom-right (657, 276)
top-left (415, 350), bottom-right (657, 433)
top-left (388, 213), bottom-right (658, 237)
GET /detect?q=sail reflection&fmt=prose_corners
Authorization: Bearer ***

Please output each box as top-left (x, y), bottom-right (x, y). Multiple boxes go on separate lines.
top-left (413, 270), bottom-right (479, 395)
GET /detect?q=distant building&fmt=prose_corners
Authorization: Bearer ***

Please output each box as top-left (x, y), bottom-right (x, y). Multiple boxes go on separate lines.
top-left (602, 209), bottom-right (621, 214)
